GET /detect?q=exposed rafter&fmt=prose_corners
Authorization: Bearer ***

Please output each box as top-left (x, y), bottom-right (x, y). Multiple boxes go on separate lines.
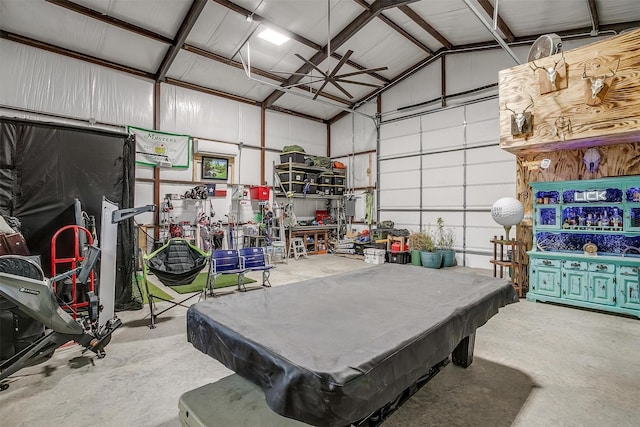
top-left (155, 0), bottom-right (207, 81)
top-left (0, 30), bottom-right (154, 79)
top-left (353, 0), bottom-right (434, 53)
top-left (182, 44), bottom-right (353, 105)
top-left (212, 0), bottom-right (388, 83)
top-left (398, 5), bottom-right (453, 49)
top-left (476, 0), bottom-right (516, 43)
top-left (264, 0), bottom-right (418, 107)
top-left (329, 20), bottom-right (640, 122)
top-left (45, 0), bottom-right (172, 44)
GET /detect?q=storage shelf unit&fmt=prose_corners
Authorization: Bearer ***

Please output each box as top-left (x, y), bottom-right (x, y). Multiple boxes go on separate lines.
top-left (527, 177), bottom-right (640, 318)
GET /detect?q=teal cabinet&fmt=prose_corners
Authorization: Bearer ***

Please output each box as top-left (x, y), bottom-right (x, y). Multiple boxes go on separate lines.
top-left (527, 177), bottom-right (640, 318)
top-left (617, 266), bottom-right (640, 310)
top-left (563, 270), bottom-right (588, 301)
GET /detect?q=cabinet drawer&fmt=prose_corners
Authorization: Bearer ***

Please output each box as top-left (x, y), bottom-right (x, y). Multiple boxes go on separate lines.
top-left (532, 258), bottom-right (561, 268)
top-left (588, 262), bottom-right (615, 274)
top-left (619, 265), bottom-right (639, 277)
top-left (562, 260), bottom-right (587, 271)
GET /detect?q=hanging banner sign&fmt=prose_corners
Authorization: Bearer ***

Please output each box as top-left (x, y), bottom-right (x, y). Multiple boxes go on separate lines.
top-left (129, 126), bottom-right (190, 168)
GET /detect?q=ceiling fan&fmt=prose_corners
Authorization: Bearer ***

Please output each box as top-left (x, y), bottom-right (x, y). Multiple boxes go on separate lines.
top-left (271, 0), bottom-right (388, 100)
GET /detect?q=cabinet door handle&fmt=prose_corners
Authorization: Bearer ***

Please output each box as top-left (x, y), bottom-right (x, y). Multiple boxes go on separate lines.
top-left (596, 264), bottom-right (607, 270)
top-left (571, 262), bottom-right (580, 267)
top-left (543, 260), bottom-right (552, 266)
top-left (601, 285), bottom-right (606, 290)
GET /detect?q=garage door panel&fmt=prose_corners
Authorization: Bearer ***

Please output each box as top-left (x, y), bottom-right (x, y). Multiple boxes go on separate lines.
top-left (466, 118), bottom-right (498, 146)
top-left (379, 188), bottom-right (421, 209)
top-left (422, 165), bottom-right (464, 186)
top-left (380, 117), bottom-right (420, 139)
top-left (380, 211), bottom-right (421, 230)
top-left (465, 98), bottom-right (499, 123)
top-left (422, 186), bottom-right (464, 208)
top-left (421, 107), bottom-right (464, 130)
top-left (422, 126), bottom-right (464, 151)
top-left (466, 183), bottom-right (516, 208)
top-left (379, 133), bottom-right (421, 158)
top-left (467, 161), bottom-right (515, 185)
top-left (467, 145), bottom-right (515, 163)
top-left (422, 151), bottom-right (465, 169)
top-left (379, 157), bottom-right (420, 173)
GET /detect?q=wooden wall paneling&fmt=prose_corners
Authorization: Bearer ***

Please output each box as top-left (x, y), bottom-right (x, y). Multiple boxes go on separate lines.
top-left (499, 29), bottom-right (640, 154)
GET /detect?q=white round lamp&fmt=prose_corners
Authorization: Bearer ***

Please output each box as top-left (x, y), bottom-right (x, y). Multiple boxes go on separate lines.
top-left (491, 197), bottom-right (524, 241)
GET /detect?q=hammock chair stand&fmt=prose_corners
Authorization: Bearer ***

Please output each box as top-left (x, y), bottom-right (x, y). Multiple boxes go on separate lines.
top-left (143, 238), bottom-right (209, 329)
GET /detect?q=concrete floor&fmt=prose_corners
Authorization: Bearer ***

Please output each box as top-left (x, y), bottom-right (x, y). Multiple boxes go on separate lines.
top-left (1, 255), bottom-right (639, 427)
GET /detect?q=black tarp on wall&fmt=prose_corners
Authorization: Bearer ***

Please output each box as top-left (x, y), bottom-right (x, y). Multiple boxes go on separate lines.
top-left (0, 118), bottom-right (136, 309)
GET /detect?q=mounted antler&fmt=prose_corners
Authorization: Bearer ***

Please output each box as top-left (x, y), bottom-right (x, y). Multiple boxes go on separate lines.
top-left (530, 51), bottom-right (565, 87)
top-left (505, 95), bottom-right (534, 135)
top-left (582, 58), bottom-right (620, 99)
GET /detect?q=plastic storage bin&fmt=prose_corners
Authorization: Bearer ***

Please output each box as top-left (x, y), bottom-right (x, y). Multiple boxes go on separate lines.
top-left (280, 151), bottom-right (306, 164)
top-left (364, 248), bottom-right (386, 265)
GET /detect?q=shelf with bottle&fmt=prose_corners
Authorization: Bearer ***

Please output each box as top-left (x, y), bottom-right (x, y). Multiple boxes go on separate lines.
top-left (559, 205), bottom-right (625, 232)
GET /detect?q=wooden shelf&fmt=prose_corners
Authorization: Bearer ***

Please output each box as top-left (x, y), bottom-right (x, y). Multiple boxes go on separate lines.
top-left (490, 236), bottom-right (525, 298)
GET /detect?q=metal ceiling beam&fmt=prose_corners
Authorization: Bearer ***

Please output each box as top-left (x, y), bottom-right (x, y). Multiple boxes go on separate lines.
top-left (183, 44), bottom-right (353, 105)
top-left (586, 0), bottom-right (600, 34)
top-left (155, 0), bottom-right (207, 81)
top-left (462, 0), bottom-right (520, 65)
top-left (264, 0), bottom-right (412, 107)
top-left (353, 0), bottom-right (434, 53)
top-left (166, 78), bottom-right (259, 105)
top-left (398, 5), bottom-right (453, 49)
top-left (0, 30), bottom-right (154, 79)
top-left (476, 0), bottom-right (515, 43)
top-left (330, 19), bottom-right (640, 123)
top-left (268, 105), bottom-right (328, 124)
top-left (377, 14), bottom-right (432, 54)
top-left (213, 0), bottom-right (388, 83)
top-left (45, 0), bottom-right (172, 44)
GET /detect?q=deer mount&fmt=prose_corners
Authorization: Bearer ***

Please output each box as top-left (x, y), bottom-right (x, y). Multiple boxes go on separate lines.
top-left (505, 96), bottom-right (534, 136)
top-left (530, 52), bottom-right (567, 94)
top-left (582, 59), bottom-right (620, 106)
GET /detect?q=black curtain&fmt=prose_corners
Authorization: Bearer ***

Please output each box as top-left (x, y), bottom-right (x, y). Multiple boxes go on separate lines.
top-left (0, 118), bottom-right (136, 309)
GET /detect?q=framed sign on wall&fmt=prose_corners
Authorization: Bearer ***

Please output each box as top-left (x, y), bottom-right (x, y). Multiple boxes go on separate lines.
top-left (202, 156), bottom-right (229, 181)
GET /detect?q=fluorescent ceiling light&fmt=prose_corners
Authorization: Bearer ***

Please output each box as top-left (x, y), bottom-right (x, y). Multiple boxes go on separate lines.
top-left (257, 28), bottom-right (289, 46)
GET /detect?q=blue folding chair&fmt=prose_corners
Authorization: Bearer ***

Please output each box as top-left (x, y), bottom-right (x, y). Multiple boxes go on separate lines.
top-left (204, 249), bottom-right (246, 298)
top-left (239, 247), bottom-right (274, 288)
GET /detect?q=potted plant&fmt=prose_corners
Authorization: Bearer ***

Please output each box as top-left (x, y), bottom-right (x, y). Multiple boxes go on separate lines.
top-left (435, 217), bottom-right (456, 267)
top-left (408, 231), bottom-right (429, 266)
top-left (417, 231), bottom-right (441, 269)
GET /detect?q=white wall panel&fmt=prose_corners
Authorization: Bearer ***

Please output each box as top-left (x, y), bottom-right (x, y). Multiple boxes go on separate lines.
top-left (238, 147), bottom-right (261, 185)
top-left (381, 58), bottom-right (442, 113)
top-left (265, 151), bottom-right (281, 187)
top-left (265, 110), bottom-right (326, 155)
top-left (446, 49), bottom-right (517, 95)
top-left (331, 110), bottom-right (377, 156)
top-left (332, 153), bottom-right (376, 189)
top-left (239, 104), bottom-right (261, 147)
top-left (161, 84), bottom-right (241, 142)
top-left (0, 40), bottom-right (153, 128)
top-left (421, 186), bottom-right (464, 209)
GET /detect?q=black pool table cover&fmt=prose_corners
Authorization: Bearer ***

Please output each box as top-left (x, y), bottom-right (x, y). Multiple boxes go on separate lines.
top-left (187, 264), bottom-right (518, 426)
